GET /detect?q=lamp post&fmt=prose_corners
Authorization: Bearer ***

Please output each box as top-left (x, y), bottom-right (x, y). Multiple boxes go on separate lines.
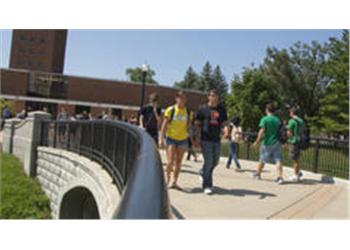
top-left (140, 64), bottom-right (149, 111)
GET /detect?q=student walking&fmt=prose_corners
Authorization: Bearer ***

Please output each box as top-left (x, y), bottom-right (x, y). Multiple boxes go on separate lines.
top-left (253, 103), bottom-right (284, 184)
top-left (1, 105), bottom-right (12, 130)
top-left (159, 91), bottom-right (190, 190)
top-left (195, 89), bottom-right (228, 194)
top-left (287, 107), bottom-right (307, 182)
top-left (139, 92), bottom-right (162, 144)
top-left (225, 116), bottom-right (242, 170)
top-left (57, 107), bottom-right (69, 143)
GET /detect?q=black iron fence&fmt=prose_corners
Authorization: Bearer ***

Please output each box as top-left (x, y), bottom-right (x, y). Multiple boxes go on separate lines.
top-left (39, 120), bottom-right (170, 219)
top-left (221, 132), bottom-right (349, 179)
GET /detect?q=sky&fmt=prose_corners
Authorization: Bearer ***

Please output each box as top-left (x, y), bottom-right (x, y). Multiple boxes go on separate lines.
top-left (0, 29), bottom-right (342, 87)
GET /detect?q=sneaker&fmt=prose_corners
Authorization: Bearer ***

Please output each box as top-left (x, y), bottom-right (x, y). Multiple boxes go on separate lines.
top-left (298, 171), bottom-right (303, 180)
top-left (289, 171), bottom-right (303, 182)
top-left (204, 187), bottom-right (213, 195)
top-left (226, 164), bottom-right (231, 169)
top-left (274, 177), bottom-right (284, 185)
top-left (252, 172), bottom-right (261, 180)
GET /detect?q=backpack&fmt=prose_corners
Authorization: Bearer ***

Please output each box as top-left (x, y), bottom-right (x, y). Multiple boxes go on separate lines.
top-left (295, 118), bottom-right (310, 150)
top-left (278, 122), bottom-right (289, 144)
top-left (231, 125), bottom-right (244, 144)
top-left (168, 106), bottom-right (190, 124)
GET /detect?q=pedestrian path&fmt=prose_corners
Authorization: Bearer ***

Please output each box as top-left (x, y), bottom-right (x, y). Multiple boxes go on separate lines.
top-left (160, 151), bottom-right (349, 219)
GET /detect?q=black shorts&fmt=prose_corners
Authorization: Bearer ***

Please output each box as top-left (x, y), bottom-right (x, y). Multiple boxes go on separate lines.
top-left (289, 143), bottom-right (301, 161)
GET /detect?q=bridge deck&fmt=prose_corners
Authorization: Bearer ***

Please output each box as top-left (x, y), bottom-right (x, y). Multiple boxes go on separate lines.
top-left (160, 151), bottom-right (349, 219)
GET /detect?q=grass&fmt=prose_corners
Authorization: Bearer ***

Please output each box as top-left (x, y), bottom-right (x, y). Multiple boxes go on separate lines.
top-left (0, 153), bottom-right (51, 219)
top-left (221, 141), bottom-right (349, 179)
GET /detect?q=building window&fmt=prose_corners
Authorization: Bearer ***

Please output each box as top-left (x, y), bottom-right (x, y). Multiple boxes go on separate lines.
top-left (75, 105), bottom-right (91, 116)
top-left (20, 34), bottom-right (26, 41)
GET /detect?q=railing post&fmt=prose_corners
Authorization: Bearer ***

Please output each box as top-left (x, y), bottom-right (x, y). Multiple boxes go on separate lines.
top-left (101, 122), bottom-right (106, 156)
top-left (112, 126), bottom-right (116, 164)
top-left (313, 138), bottom-right (320, 173)
top-left (122, 133), bottom-right (129, 185)
top-left (66, 122), bottom-right (70, 149)
top-left (53, 122), bottom-right (57, 148)
top-left (90, 122), bottom-right (94, 156)
top-left (246, 140), bottom-right (250, 160)
top-left (9, 120), bottom-right (15, 154)
top-left (78, 123), bottom-right (82, 154)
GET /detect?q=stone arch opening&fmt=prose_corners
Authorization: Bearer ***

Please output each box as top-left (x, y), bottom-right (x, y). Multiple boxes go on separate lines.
top-left (59, 186), bottom-right (100, 219)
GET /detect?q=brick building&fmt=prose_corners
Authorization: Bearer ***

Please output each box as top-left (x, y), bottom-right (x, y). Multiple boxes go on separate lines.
top-left (0, 30), bottom-right (207, 119)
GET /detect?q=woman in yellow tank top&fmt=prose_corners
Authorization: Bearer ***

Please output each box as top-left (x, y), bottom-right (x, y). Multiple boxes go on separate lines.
top-left (159, 91), bottom-right (190, 190)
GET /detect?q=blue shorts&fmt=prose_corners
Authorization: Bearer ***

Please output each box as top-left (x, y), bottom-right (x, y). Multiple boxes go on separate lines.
top-left (259, 142), bottom-right (282, 164)
top-left (166, 137), bottom-right (188, 148)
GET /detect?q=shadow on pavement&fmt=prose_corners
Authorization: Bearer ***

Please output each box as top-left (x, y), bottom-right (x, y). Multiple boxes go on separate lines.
top-left (283, 175), bottom-right (335, 185)
top-left (170, 205), bottom-right (185, 219)
top-left (181, 187), bottom-right (276, 200)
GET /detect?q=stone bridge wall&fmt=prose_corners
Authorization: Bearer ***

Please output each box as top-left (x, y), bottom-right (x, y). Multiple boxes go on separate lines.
top-left (37, 147), bottom-right (120, 219)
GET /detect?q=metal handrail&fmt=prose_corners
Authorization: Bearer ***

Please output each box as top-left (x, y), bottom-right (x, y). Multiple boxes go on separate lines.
top-left (39, 119), bottom-right (171, 219)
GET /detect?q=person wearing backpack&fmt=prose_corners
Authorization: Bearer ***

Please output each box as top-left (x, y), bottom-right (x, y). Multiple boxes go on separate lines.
top-left (225, 116), bottom-right (242, 171)
top-left (287, 107), bottom-right (306, 182)
top-left (159, 91), bottom-right (190, 190)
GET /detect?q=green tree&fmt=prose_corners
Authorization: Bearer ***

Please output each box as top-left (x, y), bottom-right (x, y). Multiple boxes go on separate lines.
top-left (198, 61), bottom-right (214, 91)
top-left (227, 67), bottom-right (281, 130)
top-left (262, 41), bottom-right (327, 119)
top-left (174, 66), bottom-right (200, 89)
top-left (0, 99), bottom-right (14, 116)
top-left (314, 30), bottom-right (349, 136)
top-left (212, 65), bottom-right (229, 103)
top-left (125, 66), bottom-right (158, 84)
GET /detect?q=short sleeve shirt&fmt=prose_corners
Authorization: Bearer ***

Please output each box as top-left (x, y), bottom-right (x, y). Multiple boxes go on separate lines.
top-left (196, 105), bottom-right (228, 142)
top-left (140, 105), bottom-right (161, 132)
top-left (258, 115), bottom-right (281, 146)
top-left (287, 116), bottom-right (304, 144)
top-left (164, 105), bottom-right (188, 141)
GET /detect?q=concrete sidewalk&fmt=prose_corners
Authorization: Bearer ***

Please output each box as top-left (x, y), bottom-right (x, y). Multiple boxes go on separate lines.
top-left (160, 151), bottom-right (349, 219)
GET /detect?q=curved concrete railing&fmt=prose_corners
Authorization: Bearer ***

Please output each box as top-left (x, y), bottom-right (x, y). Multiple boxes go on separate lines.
top-left (39, 119), bottom-right (171, 219)
top-left (2, 111), bottom-right (171, 219)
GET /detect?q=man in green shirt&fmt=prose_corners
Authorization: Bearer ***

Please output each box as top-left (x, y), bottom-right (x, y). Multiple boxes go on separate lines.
top-left (253, 103), bottom-right (284, 184)
top-left (287, 107), bottom-right (304, 182)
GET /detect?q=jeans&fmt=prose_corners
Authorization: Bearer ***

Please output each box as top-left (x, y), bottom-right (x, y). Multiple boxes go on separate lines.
top-left (201, 140), bottom-right (221, 189)
top-left (226, 141), bottom-right (241, 169)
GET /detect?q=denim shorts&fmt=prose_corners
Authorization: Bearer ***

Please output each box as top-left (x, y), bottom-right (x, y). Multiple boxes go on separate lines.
top-left (259, 142), bottom-right (282, 164)
top-left (166, 137), bottom-right (188, 148)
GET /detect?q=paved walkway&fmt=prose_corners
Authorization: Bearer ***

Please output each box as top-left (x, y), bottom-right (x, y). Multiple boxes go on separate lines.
top-left (160, 151), bottom-right (349, 219)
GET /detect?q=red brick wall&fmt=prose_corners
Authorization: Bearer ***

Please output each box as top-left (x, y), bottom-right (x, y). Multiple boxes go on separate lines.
top-left (1, 69), bottom-right (208, 113)
top-left (0, 69), bottom-right (29, 96)
top-left (9, 30), bottom-right (67, 73)
top-left (66, 76), bottom-right (207, 111)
